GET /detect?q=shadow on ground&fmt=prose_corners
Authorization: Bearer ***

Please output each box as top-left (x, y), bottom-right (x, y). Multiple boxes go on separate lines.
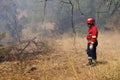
top-left (95, 60), bottom-right (108, 66)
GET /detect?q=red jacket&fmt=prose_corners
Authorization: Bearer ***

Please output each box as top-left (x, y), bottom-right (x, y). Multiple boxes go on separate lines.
top-left (86, 25), bottom-right (98, 44)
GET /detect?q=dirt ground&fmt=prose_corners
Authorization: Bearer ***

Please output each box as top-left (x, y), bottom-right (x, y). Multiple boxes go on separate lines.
top-left (0, 32), bottom-right (120, 80)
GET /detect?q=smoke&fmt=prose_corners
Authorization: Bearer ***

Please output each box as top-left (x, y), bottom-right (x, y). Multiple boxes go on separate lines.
top-left (0, 0), bottom-right (119, 41)
top-left (22, 22), bottom-right (56, 39)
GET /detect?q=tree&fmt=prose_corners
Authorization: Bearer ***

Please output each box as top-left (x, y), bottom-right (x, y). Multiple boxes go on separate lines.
top-left (0, 0), bottom-right (22, 41)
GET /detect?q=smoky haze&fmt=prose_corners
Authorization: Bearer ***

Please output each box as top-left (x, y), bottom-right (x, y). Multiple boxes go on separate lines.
top-left (0, 0), bottom-right (119, 40)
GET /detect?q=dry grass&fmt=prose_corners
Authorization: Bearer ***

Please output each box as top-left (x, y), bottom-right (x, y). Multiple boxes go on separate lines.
top-left (0, 32), bottom-right (120, 80)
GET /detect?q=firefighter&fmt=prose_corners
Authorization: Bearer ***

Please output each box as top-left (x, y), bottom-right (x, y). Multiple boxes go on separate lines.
top-left (86, 18), bottom-right (98, 66)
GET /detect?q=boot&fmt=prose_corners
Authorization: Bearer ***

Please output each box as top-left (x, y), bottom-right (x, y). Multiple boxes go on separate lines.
top-left (92, 59), bottom-right (97, 64)
top-left (90, 59), bottom-right (97, 67)
top-left (86, 59), bottom-right (92, 66)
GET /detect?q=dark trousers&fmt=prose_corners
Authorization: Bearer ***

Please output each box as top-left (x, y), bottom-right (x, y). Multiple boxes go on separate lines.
top-left (87, 41), bottom-right (98, 60)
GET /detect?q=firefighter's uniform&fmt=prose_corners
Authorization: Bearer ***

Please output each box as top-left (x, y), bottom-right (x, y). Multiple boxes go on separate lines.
top-left (86, 18), bottom-right (98, 65)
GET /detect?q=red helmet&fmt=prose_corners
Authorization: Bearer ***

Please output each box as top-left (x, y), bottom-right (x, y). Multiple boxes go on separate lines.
top-left (86, 18), bottom-right (95, 24)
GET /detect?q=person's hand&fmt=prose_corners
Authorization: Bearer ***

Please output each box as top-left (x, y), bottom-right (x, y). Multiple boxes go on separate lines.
top-left (89, 44), bottom-right (93, 50)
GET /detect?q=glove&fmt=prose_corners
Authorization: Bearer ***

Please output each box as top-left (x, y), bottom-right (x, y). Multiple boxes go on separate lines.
top-left (89, 44), bottom-right (93, 50)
